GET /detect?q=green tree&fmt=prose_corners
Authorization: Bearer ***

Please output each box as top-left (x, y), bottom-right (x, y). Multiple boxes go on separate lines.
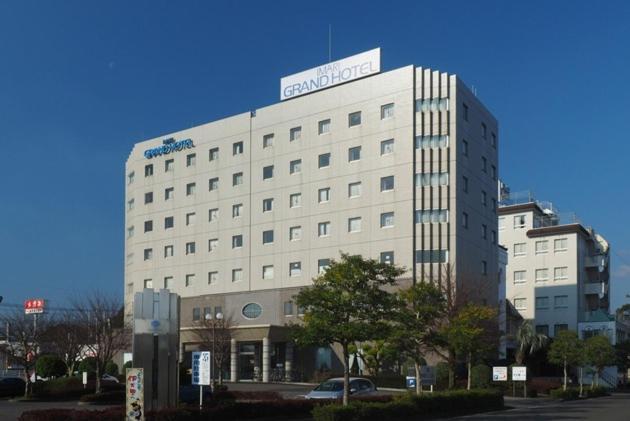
top-left (35, 355), bottom-right (67, 379)
top-left (292, 253), bottom-right (403, 406)
top-left (584, 335), bottom-right (616, 388)
top-left (547, 330), bottom-right (583, 391)
top-left (445, 305), bottom-right (497, 390)
top-left (78, 357), bottom-right (97, 376)
top-left (515, 320), bottom-right (548, 365)
top-left (105, 360), bottom-right (119, 376)
top-left (390, 282), bottom-right (445, 395)
top-left (349, 340), bottom-right (397, 377)
top-left (615, 340), bottom-right (630, 387)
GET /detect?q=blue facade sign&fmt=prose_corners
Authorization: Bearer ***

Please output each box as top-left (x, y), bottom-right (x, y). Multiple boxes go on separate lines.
top-left (144, 137), bottom-right (194, 159)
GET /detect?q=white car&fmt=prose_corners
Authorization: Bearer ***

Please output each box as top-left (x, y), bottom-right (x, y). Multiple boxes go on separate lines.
top-left (305, 377), bottom-right (377, 400)
top-left (101, 374), bottom-right (119, 383)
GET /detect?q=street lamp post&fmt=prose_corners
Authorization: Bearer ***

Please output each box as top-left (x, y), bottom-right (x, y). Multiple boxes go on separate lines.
top-left (205, 312), bottom-right (223, 392)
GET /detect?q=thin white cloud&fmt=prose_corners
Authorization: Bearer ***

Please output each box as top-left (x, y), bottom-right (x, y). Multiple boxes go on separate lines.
top-left (614, 264), bottom-right (630, 278)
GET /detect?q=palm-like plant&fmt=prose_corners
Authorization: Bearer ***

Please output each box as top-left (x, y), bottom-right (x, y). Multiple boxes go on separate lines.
top-left (515, 320), bottom-right (548, 365)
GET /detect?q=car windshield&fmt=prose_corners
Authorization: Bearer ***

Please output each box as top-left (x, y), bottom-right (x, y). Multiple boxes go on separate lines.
top-left (315, 381), bottom-right (343, 391)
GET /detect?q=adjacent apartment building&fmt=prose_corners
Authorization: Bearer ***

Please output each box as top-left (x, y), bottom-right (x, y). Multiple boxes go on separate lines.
top-left (124, 49), bottom-right (499, 381)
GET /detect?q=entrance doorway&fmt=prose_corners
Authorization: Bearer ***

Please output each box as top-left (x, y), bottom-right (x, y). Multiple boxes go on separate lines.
top-left (238, 342), bottom-right (261, 380)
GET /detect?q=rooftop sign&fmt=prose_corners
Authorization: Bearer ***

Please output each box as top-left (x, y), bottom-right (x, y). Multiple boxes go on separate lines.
top-left (280, 48), bottom-right (381, 101)
top-left (144, 137), bottom-right (194, 159)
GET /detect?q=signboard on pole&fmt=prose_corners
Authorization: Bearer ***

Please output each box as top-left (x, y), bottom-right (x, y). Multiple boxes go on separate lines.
top-left (512, 366), bottom-right (527, 381)
top-left (82, 372), bottom-right (88, 389)
top-left (420, 366), bottom-right (436, 386)
top-left (126, 368), bottom-right (144, 421)
top-left (492, 367), bottom-right (508, 381)
top-left (192, 351), bottom-right (211, 386)
top-left (24, 299), bottom-right (45, 314)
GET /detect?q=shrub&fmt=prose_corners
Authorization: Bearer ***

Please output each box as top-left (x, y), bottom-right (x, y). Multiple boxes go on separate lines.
top-left (529, 377), bottom-right (562, 395)
top-left (19, 407), bottom-right (124, 421)
top-left (471, 364), bottom-right (491, 389)
top-left (549, 387), bottom-right (580, 400)
top-left (79, 390), bottom-right (125, 404)
top-left (435, 362), bottom-right (450, 390)
top-left (213, 390), bottom-right (283, 401)
top-left (104, 360), bottom-right (119, 376)
top-left (77, 357), bottom-right (97, 376)
top-left (35, 355), bottom-right (67, 379)
top-left (585, 386), bottom-right (609, 398)
top-left (123, 360), bottom-right (133, 369)
top-left (31, 376), bottom-right (123, 400)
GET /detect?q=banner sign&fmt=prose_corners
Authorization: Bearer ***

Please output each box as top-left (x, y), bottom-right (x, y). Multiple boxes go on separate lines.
top-left (192, 351), bottom-right (211, 386)
top-left (126, 368), bottom-right (144, 421)
top-left (24, 299), bottom-right (45, 314)
top-left (492, 367), bottom-right (508, 381)
top-left (420, 366), bottom-right (436, 385)
top-left (512, 366), bottom-right (527, 381)
top-left (280, 48), bottom-right (381, 100)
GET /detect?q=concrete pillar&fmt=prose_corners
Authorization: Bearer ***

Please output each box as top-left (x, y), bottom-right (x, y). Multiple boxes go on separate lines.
top-left (262, 337), bottom-right (270, 383)
top-left (179, 341), bottom-right (184, 363)
top-left (285, 342), bottom-right (293, 382)
top-left (230, 338), bottom-right (238, 382)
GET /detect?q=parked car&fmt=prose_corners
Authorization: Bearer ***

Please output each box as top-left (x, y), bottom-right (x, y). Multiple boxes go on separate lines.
top-left (0, 377), bottom-right (26, 398)
top-left (101, 374), bottom-right (120, 383)
top-left (305, 377), bottom-right (377, 400)
top-left (179, 384), bottom-right (213, 404)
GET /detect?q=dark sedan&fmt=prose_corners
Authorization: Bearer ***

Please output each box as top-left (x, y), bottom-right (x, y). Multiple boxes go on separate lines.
top-left (0, 377), bottom-right (26, 398)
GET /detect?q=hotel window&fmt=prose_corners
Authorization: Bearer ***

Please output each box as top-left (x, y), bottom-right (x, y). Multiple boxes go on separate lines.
top-left (380, 212), bottom-right (394, 228)
top-left (348, 111), bottom-right (361, 127)
top-left (263, 133), bottom-right (274, 148)
top-left (186, 153), bottom-right (196, 167)
top-left (318, 119), bottom-right (331, 135)
top-left (290, 159), bottom-right (302, 174)
top-left (289, 193), bottom-right (302, 208)
top-left (492, 133), bottom-right (497, 148)
top-left (481, 224), bottom-right (487, 239)
top-left (481, 190), bottom-right (487, 206)
top-left (290, 126), bottom-right (301, 141)
top-left (165, 187), bottom-right (174, 200)
top-left (481, 260), bottom-right (488, 275)
top-left (415, 250), bottom-right (448, 264)
top-left (481, 156), bottom-right (487, 173)
top-left (554, 295), bottom-right (569, 309)
top-left (415, 135), bottom-right (449, 149)
top-left (208, 238), bottom-right (218, 252)
top-left (232, 235), bottom-right (243, 249)
top-left (144, 220), bottom-right (153, 233)
top-left (514, 215), bottom-right (526, 228)
top-left (209, 177), bottom-right (219, 191)
top-left (498, 217), bottom-right (505, 230)
top-left (348, 146), bottom-right (361, 162)
top-left (164, 276), bottom-right (174, 289)
top-left (554, 267), bottom-right (568, 280)
top-left (535, 268), bottom-right (549, 282)
top-left (289, 262), bottom-right (302, 277)
top-left (127, 171), bottom-right (135, 185)
top-left (127, 199), bottom-right (135, 211)
top-left (145, 164), bottom-right (153, 177)
top-left (381, 139), bottom-right (394, 155)
top-left (380, 251), bottom-right (394, 265)
top-left (463, 103), bottom-right (469, 121)
top-left (513, 298), bottom-right (526, 310)
top-left (263, 165), bottom-right (274, 180)
top-left (262, 198), bottom-right (273, 212)
top-left (318, 153), bottom-right (331, 168)
top-left (262, 230), bottom-right (274, 244)
top-left (535, 240), bottom-right (549, 254)
top-left (186, 182), bottom-right (196, 196)
top-left (514, 270), bottom-right (526, 284)
top-left (185, 274), bottom-right (195, 287)
top-left (185, 242), bottom-right (196, 255)
top-left (143, 248), bottom-right (153, 261)
top-left (462, 139), bottom-right (469, 156)
top-left (536, 296), bottom-right (549, 310)
top-left (144, 279), bottom-right (153, 289)
top-left (318, 221), bottom-right (331, 237)
top-left (462, 176), bottom-right (469, 193)
top-left (514, 243), bottom-right (526, 256)
top-left (233, 141), bottom-right (243, 155)
top-left (318, 187), bottom-right (330, 203)
top-left (462, 212), bottom-right (469, 228)
top-left (165, 159), bottom-right (174, 172)
top-left (554, 324), bottom-right (568, 334)
top-left (164, 216), bottom-right (174, 229)
top-left (209, 147), bottom-right (219, 161)
top-left (348, 182), bottom-right (362, 198)
top-left (348, 217), bottom-right (362, 233)
top-left (186, 212), bottom-right (196, 225)
top-left (164, 245), bottom-right (174, 258)
top-left (192, 307), bottom-right (200, 321)
top-left (491, 230), bottom-right (497, 244)
top-left (318, 258), bottom-right (331, 274)
top-left (415, 172), bottom-right (449, 187)
top-left (208, 208), bottom-right (218, 222)
top-left (554, 238), bottom-right (568, 252)
top-left (262, 265), bottom-right (274, 280)
top-left (415, 209), bottom-right (449, 223)
top-left (481, 122), bottom-right (487, 139)
top-left (536, 325), bottom-right (549, 335)
top-left (289, 226), bottom-right (302, 241)
top-left (492, 198), bottom-right (497, 213)
top-left (380, 176), bottom-right (395, 192)
top-left (145, 192), bottom-right (153, 204)
top-left (492, 165), bottom-right (497, 180)
top-left (208, 271), bottom-right (218, 285)
top-left (284, 301), bottom-right (294, 316)
top-left (232, 204), bottom-right (243, 218)
top-left (233, 172), bottom-right (243, 186)
top-left (214, 306), bottom-right (222, 317)
top-left (381, 103), bottom-right (394, 119)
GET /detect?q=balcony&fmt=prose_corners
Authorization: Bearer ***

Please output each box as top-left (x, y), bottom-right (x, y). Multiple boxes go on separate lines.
top-left (584, 281), bottom-right (607, 297)
top-left (585, 254), bottom-right (608, 271)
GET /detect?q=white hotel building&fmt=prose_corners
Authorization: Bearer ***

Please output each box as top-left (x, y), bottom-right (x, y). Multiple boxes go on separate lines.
top-left (124, 50), bottom-right (499, 381)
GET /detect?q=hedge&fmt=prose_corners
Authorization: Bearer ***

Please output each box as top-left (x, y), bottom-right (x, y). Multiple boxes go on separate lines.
top-left (19, 407), bottom-right (124, 421)
top-left (549, 388), bottom-right (580, 400)
top-left (312, 389), bottom-right (504, 421)
top-left (31, 376), bottom-right (124, 400)
top-left (78, 390), bottom-right (125, 404)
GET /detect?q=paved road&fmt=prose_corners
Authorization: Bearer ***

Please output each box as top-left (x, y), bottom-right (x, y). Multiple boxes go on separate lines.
top-left (450, 393), bottom-right (630, 421)
top-left (0, 400), bottom-right (121, 421)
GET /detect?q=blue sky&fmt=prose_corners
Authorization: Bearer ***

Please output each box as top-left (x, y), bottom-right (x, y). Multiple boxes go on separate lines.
top-left (1, 1), bottom-right (629, 310)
